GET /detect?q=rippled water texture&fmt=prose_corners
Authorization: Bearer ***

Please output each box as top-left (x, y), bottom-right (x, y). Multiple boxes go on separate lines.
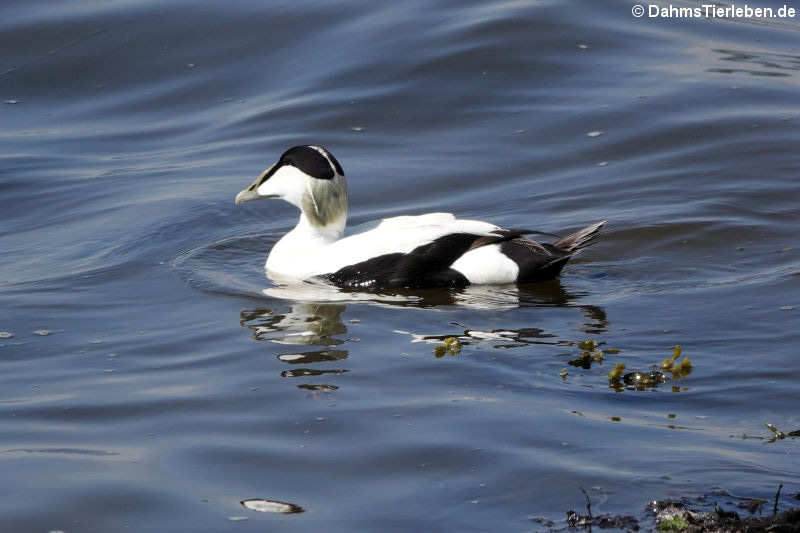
top-left (2, 0), bottom-right (799, 531)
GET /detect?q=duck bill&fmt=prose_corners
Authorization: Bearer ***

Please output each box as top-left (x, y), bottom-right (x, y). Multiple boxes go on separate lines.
top-left (234, 187), bottom-right (262, 205)
top-left (235, 165), bottom-right (276, 205)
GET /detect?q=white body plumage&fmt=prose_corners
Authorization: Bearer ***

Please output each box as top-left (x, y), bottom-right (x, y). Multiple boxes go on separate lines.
top-left (235, 145), bottom-right (605, 289)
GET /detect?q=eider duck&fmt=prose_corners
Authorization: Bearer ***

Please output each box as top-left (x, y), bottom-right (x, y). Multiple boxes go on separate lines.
top-left (235, 145), bottom-right (606, 290)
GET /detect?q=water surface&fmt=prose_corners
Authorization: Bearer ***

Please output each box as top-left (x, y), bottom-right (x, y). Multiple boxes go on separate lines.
top-left (2, 0), bottom-right (799, 531)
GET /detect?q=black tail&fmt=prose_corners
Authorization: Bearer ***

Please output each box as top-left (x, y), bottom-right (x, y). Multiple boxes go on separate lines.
top-left (553, 220), bottom-right (607, 253)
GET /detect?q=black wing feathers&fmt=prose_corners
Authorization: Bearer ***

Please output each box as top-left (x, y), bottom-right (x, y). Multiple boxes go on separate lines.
top-left (322, 222), bottom-right (606, 289)
top-left (325, 233), bottom-right (484, 289)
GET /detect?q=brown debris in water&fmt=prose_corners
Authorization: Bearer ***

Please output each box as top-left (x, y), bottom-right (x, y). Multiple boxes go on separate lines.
top-left (563, 487), bottom-right (640, 530)
top-left (651, 498), bottom-right (800, 533)
top-left (542, 486), bottom-right (800, 532)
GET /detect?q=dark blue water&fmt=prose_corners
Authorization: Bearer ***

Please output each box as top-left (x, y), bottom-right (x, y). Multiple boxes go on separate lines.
top-left (2, 0), bottom-right (799, 531)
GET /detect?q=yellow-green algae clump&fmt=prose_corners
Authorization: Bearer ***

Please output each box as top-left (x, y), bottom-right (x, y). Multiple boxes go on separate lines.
top-left (577, 339), bottom-right (598, 351)
top-left (609, 345), bottom-right (694, 390)
top-left (434, 336), bottom-right (462, 358)
top-left (608, 362), bottom-right (626, 382)
top-left (657, 515), bottom-right (689, 532)
top-left (660, 345), bottom-right (692, 377)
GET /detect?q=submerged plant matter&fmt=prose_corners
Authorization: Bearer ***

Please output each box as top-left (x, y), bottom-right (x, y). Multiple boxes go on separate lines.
top-left (609, 345), bottom-right (694, 391)
top-left (434, 336), bottom-right (462, 358)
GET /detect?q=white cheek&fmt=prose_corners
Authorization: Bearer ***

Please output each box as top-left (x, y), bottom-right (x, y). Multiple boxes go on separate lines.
top-left (257, 166), bottom-right (308, 206)
top-left (256, 179), bottom-right (279, 196)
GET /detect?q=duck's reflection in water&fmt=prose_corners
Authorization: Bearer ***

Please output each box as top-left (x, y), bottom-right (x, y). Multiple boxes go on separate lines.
top-left (395, 282), bottom-right (607, 350)
top-left (517, 280), bottom-right (608, 334)
top-left (240, 303), bottom-right (350, 393)
top-left (240, 278), bottom-right (609, 391)
top-left (240, 303), bottom-right (348, 345)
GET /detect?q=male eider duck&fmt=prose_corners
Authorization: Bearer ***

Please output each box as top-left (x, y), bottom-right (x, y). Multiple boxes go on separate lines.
top-left (235, 145), bottom-right (606, 290)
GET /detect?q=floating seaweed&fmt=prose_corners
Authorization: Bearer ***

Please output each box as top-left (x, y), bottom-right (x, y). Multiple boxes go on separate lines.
top-left (567, 339), bottom-right (610, 369)
top-left (623, 371), bottom-right (668, 389)
top-left (554, 486), bottom-right (800, 532)
top-left (650, 493), bottom-right (800, 533)
top-left (577, 339), bottom-right (598, 351)
top-left (434, 336), bottom-right (461, 358)
top-left (608, 362), bottom-right (626, 382)
top-left (660, 345), bottom-right (683, 370)
top-left (609, 345), bottom-right (694, 391)
top-left (568, 349), bottom-right (605, 368)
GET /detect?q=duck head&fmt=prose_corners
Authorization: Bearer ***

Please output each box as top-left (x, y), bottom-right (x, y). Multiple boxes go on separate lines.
top-left (235, 145), bottom-right (348, 230)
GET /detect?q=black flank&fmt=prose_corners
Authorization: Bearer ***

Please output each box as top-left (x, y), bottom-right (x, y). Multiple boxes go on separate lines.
top-left (323, 233), bottom-right (484, 289)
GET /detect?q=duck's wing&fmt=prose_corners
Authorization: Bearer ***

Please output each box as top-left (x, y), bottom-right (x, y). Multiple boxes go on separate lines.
top-left (317, 213), bottom-right (526, 289)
